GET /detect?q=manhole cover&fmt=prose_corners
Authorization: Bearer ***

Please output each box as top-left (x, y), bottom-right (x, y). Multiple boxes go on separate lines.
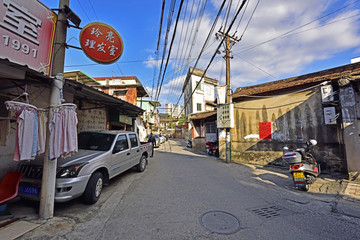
top-left (200, 211), bottom-right (240, 235)
top-left (247, 205), bottom-right (291, 219)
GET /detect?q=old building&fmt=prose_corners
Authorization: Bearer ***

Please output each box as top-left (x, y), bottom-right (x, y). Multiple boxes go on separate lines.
top-left (182, 67), bottom-right (218, 150)
top-left (137, 99), bottom-right (161, 140)
top-left (91, 76), bottom-right (148, 105)
top-left (165, 103), bottom-right (183, 118)
top-left (230, 62), bottom-right (360, 173)
top-left (183, 67), bottom-right (218, 121)
top-left (187, 111), bottom-right (217, 150)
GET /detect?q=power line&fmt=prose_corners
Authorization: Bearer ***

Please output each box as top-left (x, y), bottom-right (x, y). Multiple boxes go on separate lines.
top-left (156, 0), bottom-right (186, 100)
top-left (88, 0), bottom-right (99, 22)
top-left (151, 0), bottom-right (166, 99)
top-left (239, 0), bottom-right (260, 40)
top-left (173, 0), bottom-right (228, 109)
top-left (155, 0), bottom-right (177, 100)
top-left (76, 0), bottom-right (91, 22)
top-left (176, 0), bottom-right (248, 118)
top-left (167, 0), bottom-right (208, 104)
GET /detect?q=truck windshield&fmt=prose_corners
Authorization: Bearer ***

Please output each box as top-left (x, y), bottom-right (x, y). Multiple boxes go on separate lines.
top-left (78, 132), bottom-right (116, 151)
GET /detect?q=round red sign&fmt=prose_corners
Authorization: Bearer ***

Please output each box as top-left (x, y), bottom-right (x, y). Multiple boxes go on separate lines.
top-left (79, 22), bottom-right (124, 64)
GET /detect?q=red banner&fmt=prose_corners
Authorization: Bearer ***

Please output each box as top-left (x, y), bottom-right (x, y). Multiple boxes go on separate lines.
top-left (259, 122), bottom-right (272, 139)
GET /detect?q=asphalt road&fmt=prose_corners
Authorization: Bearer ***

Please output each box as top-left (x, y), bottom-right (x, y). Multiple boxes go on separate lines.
top-left (17, 139), bottom-right (360, 240)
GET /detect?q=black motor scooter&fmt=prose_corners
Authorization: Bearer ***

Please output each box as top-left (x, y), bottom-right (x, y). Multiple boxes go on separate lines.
top-left (282, 139), bottom-right (320, 191)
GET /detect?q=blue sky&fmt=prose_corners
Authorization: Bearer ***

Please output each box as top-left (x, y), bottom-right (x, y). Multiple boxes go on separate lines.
top-left (40, 0), bottom-right (360, 106)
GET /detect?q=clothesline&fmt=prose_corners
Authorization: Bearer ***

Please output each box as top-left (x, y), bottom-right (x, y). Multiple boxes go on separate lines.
top-left (4, 101), bottom-right (78, 162)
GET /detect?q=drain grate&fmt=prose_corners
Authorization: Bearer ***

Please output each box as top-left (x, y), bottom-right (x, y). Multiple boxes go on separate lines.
top-left (200, 211), bottom-right (240, 235)
top-left (248, 205), bottom-right (290, 219)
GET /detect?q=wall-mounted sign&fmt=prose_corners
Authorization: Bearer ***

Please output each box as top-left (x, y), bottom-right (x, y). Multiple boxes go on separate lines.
top-left (217, 103), bottom-right (234, 128)
top-left (79, 22), bottom-right (123, 64)
top-left (0, 0), bottom-right (57, 75)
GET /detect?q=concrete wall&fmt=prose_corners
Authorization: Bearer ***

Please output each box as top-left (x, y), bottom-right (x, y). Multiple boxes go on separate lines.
top-left (231, 88), bottom-right (345, 173)
top-left (340, 85), bottom-right (360, 172)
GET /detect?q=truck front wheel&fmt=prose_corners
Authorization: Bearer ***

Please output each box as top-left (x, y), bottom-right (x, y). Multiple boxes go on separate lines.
top-left (83, 172), bottom-right (103, 204)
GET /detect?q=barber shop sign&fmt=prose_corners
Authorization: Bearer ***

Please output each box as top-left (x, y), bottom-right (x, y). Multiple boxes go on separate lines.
top-left (79, 22), bottom-right (124, 64)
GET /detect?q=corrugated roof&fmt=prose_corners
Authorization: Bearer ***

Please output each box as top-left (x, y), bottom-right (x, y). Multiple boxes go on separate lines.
top-left (232, 62), bottom-right (360, 99)
top-left (64, 71), bottom-right (101, 85)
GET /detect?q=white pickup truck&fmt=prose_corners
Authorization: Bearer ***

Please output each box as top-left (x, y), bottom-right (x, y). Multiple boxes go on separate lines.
top-left (17, 131), bottom-right (152, 204)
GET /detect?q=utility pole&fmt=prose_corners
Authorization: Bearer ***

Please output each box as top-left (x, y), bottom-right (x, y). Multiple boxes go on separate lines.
top-left (216, 28), bottom-right (240, 164)
top-left (39, 0), bottom-right (69, 219)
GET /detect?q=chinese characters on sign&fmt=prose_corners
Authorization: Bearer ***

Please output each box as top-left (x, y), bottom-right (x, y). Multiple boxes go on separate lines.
top-left (80, 22), bottom-right (124, 64)
top-left (0, 0), bottom-right (57, 75)
top-left (217, 104), bottom-right (234, 128)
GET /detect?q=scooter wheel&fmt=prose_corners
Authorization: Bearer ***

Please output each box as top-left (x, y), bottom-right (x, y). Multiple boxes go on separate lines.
top-left (300, 184), bottom-right (309, 191)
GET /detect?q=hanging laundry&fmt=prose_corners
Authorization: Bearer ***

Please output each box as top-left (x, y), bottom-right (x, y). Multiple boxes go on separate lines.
top-left (62, 107), bottom-right (78, 158)
top-left (37, 110), bottom-right (47, 154)
top-left (14, 109), bottom-right (37, 161)
top-left (49, 104), bottom-right (78, 160)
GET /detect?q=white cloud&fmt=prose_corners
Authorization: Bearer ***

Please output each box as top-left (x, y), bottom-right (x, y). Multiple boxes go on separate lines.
top-left (151, 0), bottom-right (360, 101)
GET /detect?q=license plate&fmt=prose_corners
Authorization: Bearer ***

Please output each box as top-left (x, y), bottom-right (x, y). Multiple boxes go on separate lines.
top-left (293, 172), bottom-right (304, 179)
top-left (18, 185), bottom-right (38, 195)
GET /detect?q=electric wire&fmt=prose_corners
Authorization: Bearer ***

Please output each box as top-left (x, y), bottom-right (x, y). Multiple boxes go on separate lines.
top-left (167, 0), bottom-right (207, 104)
top-left (173, 0), bottom-right (228, 108)
top-left (76, 0), bottom-right (91, 22)
top-left (88, 0), bottom-right (99, 22)
top-left (152, 0), bottom-right (166, 99)
top-left (166, 0), bottom-right (192, 103)
top-left (234, 54), bottom-right (277, 79)
top-left (156, 0), bottom-right (186, 100)
top-left (175, 0), bottom-right (248, 118)
top-left (155, 0), bottom-right (177, 100)
top-left (239, 0), bottom-right (260, 40)
top-left (234, 0), bottom-right (250, 33)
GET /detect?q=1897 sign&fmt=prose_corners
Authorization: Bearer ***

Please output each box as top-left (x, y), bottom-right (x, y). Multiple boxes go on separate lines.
top-left (0, 0), bottom-right (57, 76)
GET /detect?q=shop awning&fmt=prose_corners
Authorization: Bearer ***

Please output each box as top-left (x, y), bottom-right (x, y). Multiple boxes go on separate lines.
top-left (64, 79), bottom-right (144, 117)
top-left (0, 58), bottom-right (144, 117)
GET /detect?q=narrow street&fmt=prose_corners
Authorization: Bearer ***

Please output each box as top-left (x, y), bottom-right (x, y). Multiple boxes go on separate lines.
top-left (16, 139), bottom-right (360, 240)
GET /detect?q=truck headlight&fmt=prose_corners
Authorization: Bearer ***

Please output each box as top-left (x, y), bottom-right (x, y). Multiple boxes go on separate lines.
top-left (57, 163), bottom-right (87, 178)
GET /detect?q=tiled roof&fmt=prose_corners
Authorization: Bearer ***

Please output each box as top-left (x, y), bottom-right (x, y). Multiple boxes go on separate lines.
top-left (188, 110), bottom-right (217, 120)
top-left (232, 62), bottom-right (360, 99)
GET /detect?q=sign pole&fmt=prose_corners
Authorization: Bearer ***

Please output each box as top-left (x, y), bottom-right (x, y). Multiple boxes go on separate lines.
top-left (39, 0), bottom-right (69, 219)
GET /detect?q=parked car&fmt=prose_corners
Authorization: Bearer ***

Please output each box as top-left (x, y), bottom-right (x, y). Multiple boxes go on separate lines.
top-left (17, 131), bottom-right (152, 204)
top-left (159, 134), bottom-right (165, 144)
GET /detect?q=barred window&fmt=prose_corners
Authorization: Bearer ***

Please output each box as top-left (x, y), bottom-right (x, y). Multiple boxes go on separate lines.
top-left (206, 122), bottom-right (216, 133)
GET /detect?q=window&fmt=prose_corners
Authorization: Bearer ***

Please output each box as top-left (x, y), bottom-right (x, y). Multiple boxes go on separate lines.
top-left (114, 135), bottom-right (129, 152)
top-left (206, 122), bottom-right (217, 133)
top-left (78, 132), bottom-right (115, 151)
top-left (195, 81), bottom-right (201, 90)
top-left (197, 103), bottom-right (202, 111)
top-left (129, 134), bottom-right (138, 148)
